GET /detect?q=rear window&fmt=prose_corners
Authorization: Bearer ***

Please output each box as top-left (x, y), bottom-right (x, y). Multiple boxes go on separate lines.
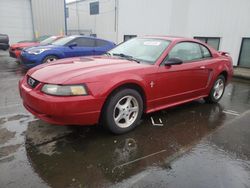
top-left (96, 40), bottom-right (108, 47)
top-left (200, 45), bottom-right (212, 58)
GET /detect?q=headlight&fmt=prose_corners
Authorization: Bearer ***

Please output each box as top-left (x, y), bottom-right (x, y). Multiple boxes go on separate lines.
top-left (28, 48), bottom-right (48, 55)
top-left (41, 84), bottom-right (88, 96)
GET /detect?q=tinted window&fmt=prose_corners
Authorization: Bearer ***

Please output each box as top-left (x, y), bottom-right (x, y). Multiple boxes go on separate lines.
top-left (74, 38), bottom-right (95, 47)
top-left (96, 40), bottom-right (108, 47)
top-left (168, 42), bottom-right (203, 62)
top-left (200, 45), bottom-right (212, 58)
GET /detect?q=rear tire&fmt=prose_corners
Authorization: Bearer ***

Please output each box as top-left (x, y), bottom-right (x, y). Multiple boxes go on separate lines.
top-left (205, 75), bottom-right (225, 103)
top-left (42, 55), bottom-right (58, 64)
top-left (102, 89), bottom-right (143, 134)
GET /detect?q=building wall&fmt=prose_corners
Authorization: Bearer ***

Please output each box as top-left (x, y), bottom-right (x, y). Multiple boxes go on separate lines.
top-left (0, 0), bottom-right (34, 44)
top-left (67, 0), bottom-right (250, 66)
top-left (67, 0), bottom-right (117, 42)
top-left (31, 0), bottom-right (66, 37)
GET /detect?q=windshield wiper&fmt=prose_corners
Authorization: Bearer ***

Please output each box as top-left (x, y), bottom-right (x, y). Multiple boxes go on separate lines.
top-left (112, 53), bottom-right (140, 63)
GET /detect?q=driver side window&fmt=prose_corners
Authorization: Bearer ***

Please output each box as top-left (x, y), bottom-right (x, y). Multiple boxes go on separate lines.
top-left (68, 38), bottom-right (95, 47)
top-left (168, 42), bottom-right (203, 62)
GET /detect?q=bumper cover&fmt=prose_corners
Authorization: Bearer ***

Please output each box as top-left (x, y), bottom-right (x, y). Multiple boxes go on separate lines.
top-left (9, 50), bottom-right (17, 58)
top-left (19, 78), bottom-right (104, 126)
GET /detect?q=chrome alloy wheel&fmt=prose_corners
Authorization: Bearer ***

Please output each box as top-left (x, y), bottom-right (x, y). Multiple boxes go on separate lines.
top-left (213, 78), bottom-right (224, 100)
top-left (113, 95), bottom-right (139, 128)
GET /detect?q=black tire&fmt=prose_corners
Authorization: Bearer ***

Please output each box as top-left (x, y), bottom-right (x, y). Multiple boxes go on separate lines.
top-left (205, 75), bottom-right (226, 103)
top-left (42, 55), bottom-right (58, 64)
top-left (102, 88), bottom-right (143, 134)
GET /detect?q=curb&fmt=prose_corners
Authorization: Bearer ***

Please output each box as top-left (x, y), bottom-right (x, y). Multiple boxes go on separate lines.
top-left (232, 75), bottom-right (250, 81)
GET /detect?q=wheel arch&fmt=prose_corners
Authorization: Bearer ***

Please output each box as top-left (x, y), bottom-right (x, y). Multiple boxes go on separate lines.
top-left (42, 49), bottom-right (65, 60)
top-left (99, 82), bottom-right (147, 123)
top-left (219, 70), bottom-right (228, 82)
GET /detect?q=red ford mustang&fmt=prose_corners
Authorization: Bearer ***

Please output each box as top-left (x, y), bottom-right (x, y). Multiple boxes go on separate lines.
top-left (19, 36), bottom-right (233, 134)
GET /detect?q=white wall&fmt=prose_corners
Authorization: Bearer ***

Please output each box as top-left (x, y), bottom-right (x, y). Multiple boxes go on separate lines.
top-left (180, 0), bottom-right (250, 66)
top-left (31, 0), bottom-right (66, 37)
top-left (0, 0), bottom-right (34, 43)
top-left (67, 0), bottom-right (116, 42)
top-left (67, 0), bottom-right (250, 66)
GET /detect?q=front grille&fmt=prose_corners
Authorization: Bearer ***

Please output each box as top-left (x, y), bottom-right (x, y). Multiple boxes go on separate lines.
top-left (27, 76), bottom-right (39, 88)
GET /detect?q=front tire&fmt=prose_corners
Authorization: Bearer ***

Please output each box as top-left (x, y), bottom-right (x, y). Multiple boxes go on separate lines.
top-left (42, 55), bottom-right (58, 64)
top-left (205, 75), bottom-right (226, 103)
top-left (102, 89), bottom-right (143, 134)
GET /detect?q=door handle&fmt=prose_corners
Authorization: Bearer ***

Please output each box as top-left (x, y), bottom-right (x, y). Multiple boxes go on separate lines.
top-left (200, 66), bottom-right (206, 69)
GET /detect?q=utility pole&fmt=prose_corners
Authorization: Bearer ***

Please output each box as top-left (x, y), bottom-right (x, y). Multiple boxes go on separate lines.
top-left (115, 0), bottom-right (119, 43)
top-left (76, 0), bottom-right (80, 34)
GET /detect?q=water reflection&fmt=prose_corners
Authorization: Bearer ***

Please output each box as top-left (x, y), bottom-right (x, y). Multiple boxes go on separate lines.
top-left (26, 101), bottom-right (226, 187)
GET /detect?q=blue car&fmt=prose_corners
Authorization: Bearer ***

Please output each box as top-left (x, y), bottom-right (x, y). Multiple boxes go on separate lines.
top-left (20, 35), bottom-right (116, 68)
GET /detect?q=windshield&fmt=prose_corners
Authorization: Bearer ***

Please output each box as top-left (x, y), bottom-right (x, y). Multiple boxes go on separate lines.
top-left (35, 35), bottom-right (51, 42)
top-left (40, 36), bottom-right (59, 45)
top-left (109, 38), bottom-right (171, 64)
top-left (52, 36), bottom-right (75, 46)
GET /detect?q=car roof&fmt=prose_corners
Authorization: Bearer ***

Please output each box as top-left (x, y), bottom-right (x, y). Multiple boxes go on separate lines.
top-left (66, 35), bottom-right (112, 42)
top-left (140, 35), bottom-right (196, 42)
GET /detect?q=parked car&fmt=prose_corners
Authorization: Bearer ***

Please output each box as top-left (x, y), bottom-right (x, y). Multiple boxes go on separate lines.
top-left (19, 36), bottom-right (233, 134)
top-left (9, 35), bottom-right (63, 59)
top-left (19, 35), bottom-right (116, 68)
top-left (0, 34), bottom-right (9, 50)
top-left (17, 35), bottom-right (51, 43)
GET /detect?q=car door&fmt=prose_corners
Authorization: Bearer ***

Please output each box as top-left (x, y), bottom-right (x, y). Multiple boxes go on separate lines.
top-left (65, 37), bottom-right (95, 57)
top-left (155, 42), bottom-right (212, 106)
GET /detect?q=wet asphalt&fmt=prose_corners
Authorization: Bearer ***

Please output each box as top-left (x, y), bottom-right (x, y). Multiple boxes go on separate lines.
top-left (0, 51), bottom-right (250, 188)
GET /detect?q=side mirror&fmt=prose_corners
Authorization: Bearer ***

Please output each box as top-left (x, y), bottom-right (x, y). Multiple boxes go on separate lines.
top-left (68, 42), bottom-right (77, 48)
top-left (164, 57), bottom-right (183, 66)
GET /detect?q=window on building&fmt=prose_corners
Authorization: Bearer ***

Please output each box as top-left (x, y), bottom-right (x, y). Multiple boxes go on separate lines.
top-left (194, 37), bottom-right (220, 50)
top-left (238, 38), bottom-right (250, 68)
top-left (65, 7), bottom-right (69, 18)
top-left (124, 35), bottom-right (137, 42)
top-left (167, 42), bottom-right (203, 62)
top-left (90, 34), bottom-right (97, 37)
top-left (90, 2), bottom-right (99, 15)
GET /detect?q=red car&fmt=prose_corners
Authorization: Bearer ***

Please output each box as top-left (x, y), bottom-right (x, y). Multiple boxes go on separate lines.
top-left (9, 36), bottom-right (63, 59)
top-left (19, 36), bottom-right (233, 134)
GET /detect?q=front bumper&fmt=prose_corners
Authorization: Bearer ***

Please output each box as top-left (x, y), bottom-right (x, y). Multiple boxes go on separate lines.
top-left (9, 50), bottom-right (17, 58)
top-left (19, 77), bottom-right (104, 126)
top-left (19, 52), bottom-right (42, 68)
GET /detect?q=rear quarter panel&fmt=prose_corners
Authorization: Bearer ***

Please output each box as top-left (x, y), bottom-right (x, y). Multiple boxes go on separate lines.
top-left (206, 53), bottom-right (233, 93)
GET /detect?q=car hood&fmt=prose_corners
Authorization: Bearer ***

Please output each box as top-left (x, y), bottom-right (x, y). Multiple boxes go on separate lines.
top-left (25, 44), bottom-right (61, 52)
top-left (11, 42), bottom-right (39, 49)
top-left (28, 56), bottom-right (151, 84)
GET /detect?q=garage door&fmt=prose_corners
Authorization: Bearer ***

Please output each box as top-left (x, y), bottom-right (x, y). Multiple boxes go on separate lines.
top-left (0, 0), bottom-right (34, 44)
